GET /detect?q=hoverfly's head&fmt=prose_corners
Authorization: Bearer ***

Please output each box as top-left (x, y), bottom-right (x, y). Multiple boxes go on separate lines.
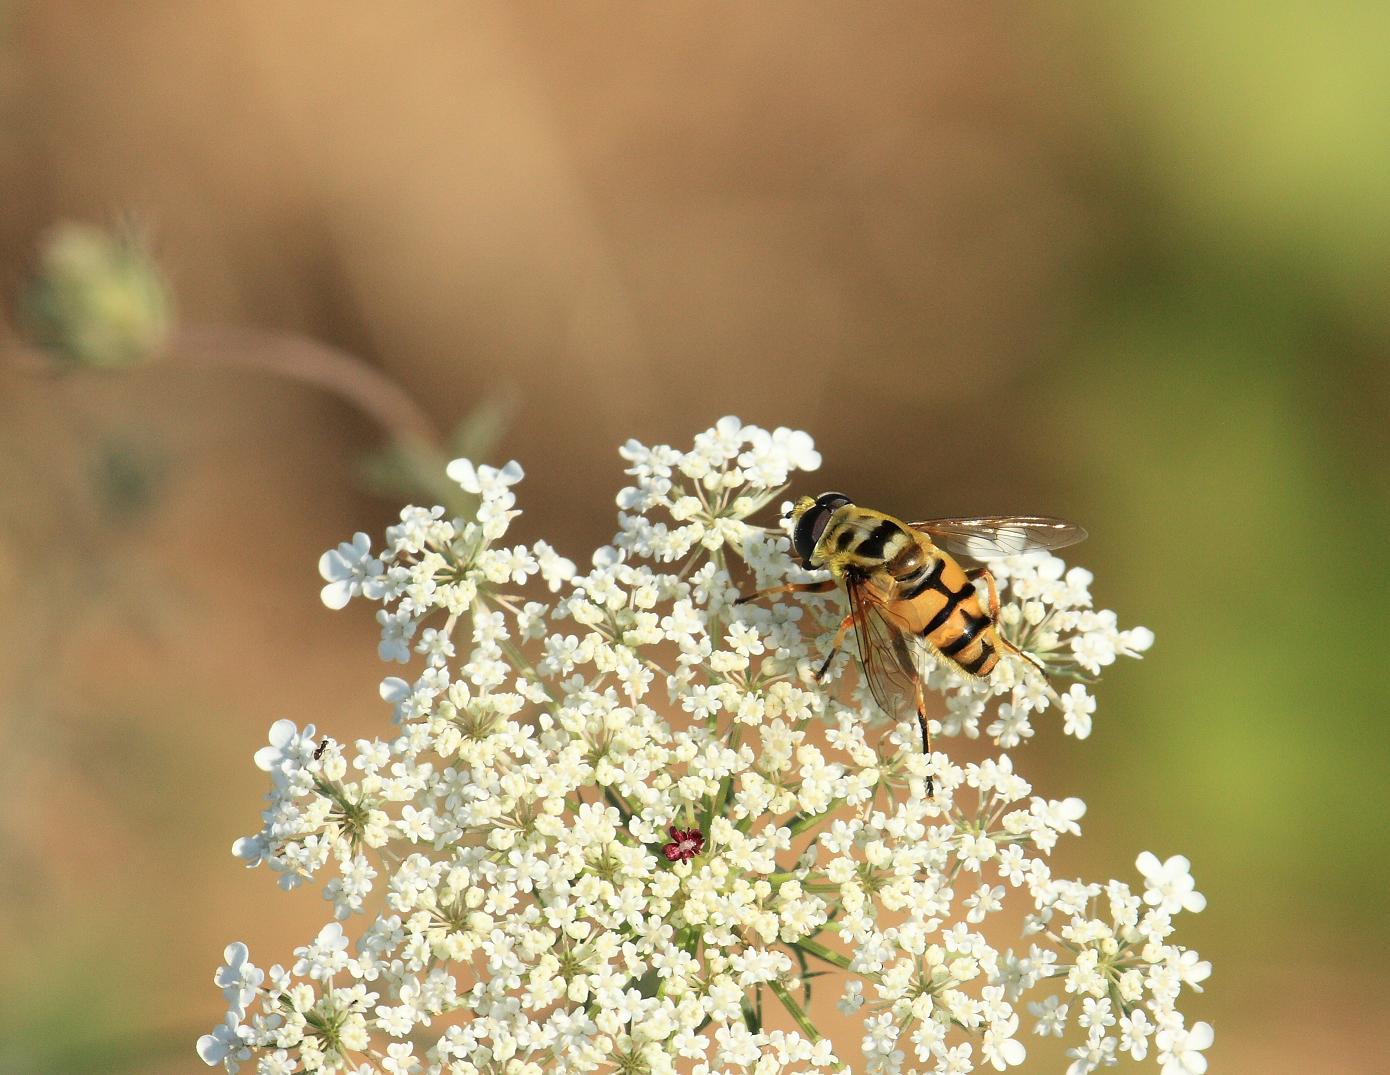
top-left (788, 491), bottom-right (853, 568)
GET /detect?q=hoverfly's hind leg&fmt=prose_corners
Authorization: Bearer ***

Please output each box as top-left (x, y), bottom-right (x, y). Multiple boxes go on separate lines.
top-left (815, 612), bottom-right (856, 682)
top-left (967, 565), bottom-right (1060, 706)
top-left (734, 579), bottom-right (836, 606)
top-left (913, 672), bottom-right (934, 800)
top-left (965, 566), bottom-right (1001, 619)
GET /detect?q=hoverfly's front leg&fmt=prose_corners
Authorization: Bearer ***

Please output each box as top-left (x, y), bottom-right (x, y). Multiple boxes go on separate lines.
top-left (734, 579), bottom-right (848, 680)
top-left (814, 612), bottom-right (856, 681)
top-left (733, 579), bottom-right (836, 606)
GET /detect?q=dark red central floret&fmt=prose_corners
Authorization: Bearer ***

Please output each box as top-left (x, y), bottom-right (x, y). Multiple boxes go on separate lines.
top-left (662, 826), bottom-right (704, 862)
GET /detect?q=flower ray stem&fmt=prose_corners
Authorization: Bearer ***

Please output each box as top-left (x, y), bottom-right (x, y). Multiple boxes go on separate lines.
top-left (701, 774), bottom-right (733, 835)
top-left (493, 636), bottom-right (558, 712)
top-left (768, 979), bottom-right (841, 1069)
top-left (603, 787), bottom-right (636, 825)
top-left (786, 798), bottom-right (844, 836)
top-left (794, 936), bottom-right (852, 971)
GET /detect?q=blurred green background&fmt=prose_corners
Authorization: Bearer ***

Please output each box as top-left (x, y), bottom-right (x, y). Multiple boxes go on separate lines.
top-left (2, 3), bottom-right (1387, 1072)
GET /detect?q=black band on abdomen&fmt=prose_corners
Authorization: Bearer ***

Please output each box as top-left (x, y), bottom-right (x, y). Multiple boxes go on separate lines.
top-left (900, 557), bottom-right (945, 600)
top-left (960, 641), bottom-right (996, 674)
top-left (940, 610), bottom-right (990, 655)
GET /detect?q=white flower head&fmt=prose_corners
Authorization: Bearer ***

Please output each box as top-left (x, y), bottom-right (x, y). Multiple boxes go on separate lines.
top-left (206, 420), bottom-right (1203, 1075)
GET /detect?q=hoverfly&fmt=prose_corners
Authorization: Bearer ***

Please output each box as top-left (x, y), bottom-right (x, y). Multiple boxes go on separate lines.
top-left (736, 493), bottom-right (1086, 788)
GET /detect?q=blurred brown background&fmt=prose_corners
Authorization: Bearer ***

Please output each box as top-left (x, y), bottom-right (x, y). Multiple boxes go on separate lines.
top-left (2, 3), bottom-right (1388, 1072)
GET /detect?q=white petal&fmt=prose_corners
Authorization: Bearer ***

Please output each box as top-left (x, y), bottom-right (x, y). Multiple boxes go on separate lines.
top-left (195, 1034), bottom-right (226, 1064)
top-left (1188, 1022), bottom-right (1214, 1050)
top-left (231, 834), bottom-right (266, 865)
top-left (316, 921), bottom-right (345, 946)
top-left (221, 941), bottom-right (248, 969)
top-left (379, 677), bottom-right (410, 703)
top-left (1135, 851), bottom-right (1161, 876)
top-left (446, 458), bottom-right (480, 492)
top-left (320, 579), bottom-right (354, 610)
top-left (1126, 626), bottom-right (1156, 651)
top-left (317, 548), bottom-right (345, 581)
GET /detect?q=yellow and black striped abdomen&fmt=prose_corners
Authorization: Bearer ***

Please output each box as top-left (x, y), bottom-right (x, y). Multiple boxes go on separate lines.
top-left (891, 547), bottom-right (1001, 679)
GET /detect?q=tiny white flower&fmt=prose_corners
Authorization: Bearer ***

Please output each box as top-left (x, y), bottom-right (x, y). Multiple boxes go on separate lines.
top-left (1176, 948), bottom-right (1212, 990)
top-left (381, 1042), bottom-right (421, 1075)
top-left (444, 457), bottom-right (523, 496)
top-left (1030, 995), bottom-right (1068, 1037)
top-left (196, 1012), bottom-right (249, 1068)
top-left (1156, 1019), bottom-right (1214, 1075)
top-left (252, 719), bottom-right (315, 777)
top-left (1137, 852), bottom-right (1207, 914)
top-left (1059, 685), bottom-right (1096, 739)
top-left (1119, 1008), bottom-right (1152, 1061)
top-left (293, 922), bottom-right (350, 980)
top-left (212, 942), bottom-right (263, 1018)
top-left (317, 532), bottom-right (385, 610)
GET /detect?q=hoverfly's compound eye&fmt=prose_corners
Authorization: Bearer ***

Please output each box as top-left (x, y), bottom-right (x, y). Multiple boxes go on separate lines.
top-left (793, 491), bottom-right (852, 567)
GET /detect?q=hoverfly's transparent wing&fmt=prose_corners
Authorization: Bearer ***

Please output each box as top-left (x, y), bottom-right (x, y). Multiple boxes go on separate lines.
top-left (845, 574), bottom-right (921, 722)
top-left (909, 516), bottom-right (1087, 560)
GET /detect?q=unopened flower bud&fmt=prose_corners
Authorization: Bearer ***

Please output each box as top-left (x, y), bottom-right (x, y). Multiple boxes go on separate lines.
top-left (20, 221), bottom-right (171, 370)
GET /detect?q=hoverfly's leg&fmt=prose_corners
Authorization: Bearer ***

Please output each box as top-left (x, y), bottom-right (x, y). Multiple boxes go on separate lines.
top-left (734, 579), bottom-right (836, 606)
top-left (964, 566), bottom-right (1001, 621)
top-left (814, 612), bottom-right (856, 681)
top-left (914, 673), bottom-right (934, 799)
top-left (970, 566), bottom-right (1058, 702)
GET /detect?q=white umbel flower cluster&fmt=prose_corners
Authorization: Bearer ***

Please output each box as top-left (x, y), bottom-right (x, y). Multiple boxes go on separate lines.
top-left (201, 419), bottom-right (1209, 1075)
